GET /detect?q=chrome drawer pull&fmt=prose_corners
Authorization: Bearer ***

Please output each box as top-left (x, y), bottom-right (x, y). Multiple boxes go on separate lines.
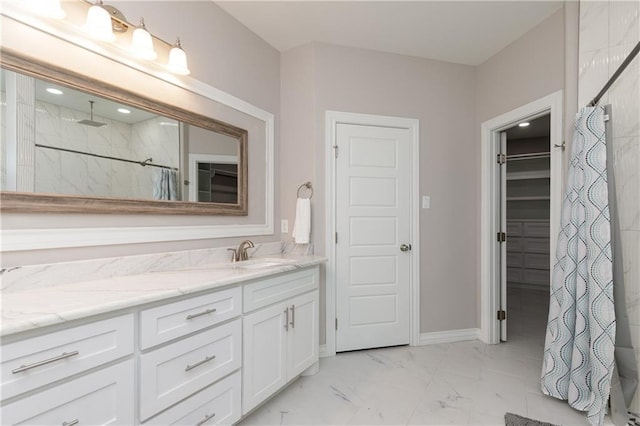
top-left (62, 419), bottom-right (79, 426)
top-left (290, 304), bottom-right (295, 328)
top-left (12, 351), bottom-right (79, 374)
top-left (284, 307), bottom-right (289, 331)
top-left (186, 308), bottom-right (217, 320)
top-left (196, 412), bottom-right (216, 426)
top-left (185, 355), bottom-right (216, 372)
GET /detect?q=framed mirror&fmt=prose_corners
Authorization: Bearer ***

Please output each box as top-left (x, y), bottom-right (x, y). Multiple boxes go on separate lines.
top-left (0, 51), bottom-right (248, 215)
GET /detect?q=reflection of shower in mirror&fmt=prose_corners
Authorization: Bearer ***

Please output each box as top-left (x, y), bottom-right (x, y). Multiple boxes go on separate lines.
top-left (77, 100), bottom-right (106, 127)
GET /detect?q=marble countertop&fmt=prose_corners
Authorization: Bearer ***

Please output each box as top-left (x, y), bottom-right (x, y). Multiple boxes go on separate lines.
top-left (1, 255), bottom-right (325, 337)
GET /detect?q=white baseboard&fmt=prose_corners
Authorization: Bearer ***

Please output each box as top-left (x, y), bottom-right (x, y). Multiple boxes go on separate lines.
top-left (418, 328), bottom-right (480, 346)
top-left (319, 344), bottom-right (329, 358)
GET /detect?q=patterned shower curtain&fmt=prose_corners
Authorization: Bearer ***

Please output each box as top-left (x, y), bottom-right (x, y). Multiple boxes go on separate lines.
top-left (541, 106), bottom-right (615, 426)
top-left (153, 168), bottom-right (178, 201)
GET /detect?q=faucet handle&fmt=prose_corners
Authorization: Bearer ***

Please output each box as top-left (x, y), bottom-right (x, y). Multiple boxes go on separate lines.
top-left (227, 248), bottom-right (238, 262)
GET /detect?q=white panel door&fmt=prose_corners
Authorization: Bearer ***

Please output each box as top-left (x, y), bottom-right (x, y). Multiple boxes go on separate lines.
top-left (336, 123), bottom-right (412, 352)
top-left (499, 132), bottom-right (508, 341)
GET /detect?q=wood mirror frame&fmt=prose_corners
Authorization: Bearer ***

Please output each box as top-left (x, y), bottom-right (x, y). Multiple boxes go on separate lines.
top-left (0, 50), bottom-right (248, 215)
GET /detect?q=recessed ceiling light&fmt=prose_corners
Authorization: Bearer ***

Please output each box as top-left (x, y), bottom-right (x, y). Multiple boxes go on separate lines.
top-left (117, 108), bottom-right (131, 114)
top-left (518, 122), bottom-right (530, 127)
top-left (46, 88), bottom-right (63, 95)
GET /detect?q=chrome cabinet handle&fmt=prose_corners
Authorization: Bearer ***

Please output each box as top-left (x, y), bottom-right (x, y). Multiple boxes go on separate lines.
top-left (284, 307), bottom-right (289, 331)
top-left (400, 244), bottom-right (412, 252)
top-left (196, 413), bottom-right (216, 426)
top-left (12, 351), bottom-right (79, 374)
top-left (62, 420), bottom-right (79, 426)
top-left (186, 308), bottom-right (217, 320)
top-left (290, 304), bottom-right (295, 328)
top-left (185, 355), bottom-right (216, 372)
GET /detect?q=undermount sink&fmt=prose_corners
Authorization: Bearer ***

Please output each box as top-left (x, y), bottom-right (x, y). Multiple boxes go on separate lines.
top-left (238, 261), bottom-right (283, 270)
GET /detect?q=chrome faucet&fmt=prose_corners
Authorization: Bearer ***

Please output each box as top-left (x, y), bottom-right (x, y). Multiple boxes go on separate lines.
top-left (228, 240), bottom-right (255, 262)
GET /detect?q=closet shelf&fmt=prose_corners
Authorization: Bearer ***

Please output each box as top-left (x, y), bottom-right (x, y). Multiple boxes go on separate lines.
top-left (507, 152), bottom-right (550, 161)
top-left (506, 170), bottom-right (550, 180)
top-left (507, 196), bottom-right (550, 201)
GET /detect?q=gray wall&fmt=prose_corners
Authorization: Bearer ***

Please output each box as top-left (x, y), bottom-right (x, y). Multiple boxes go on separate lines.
top-left (280, 43), bottom-right (478, 338)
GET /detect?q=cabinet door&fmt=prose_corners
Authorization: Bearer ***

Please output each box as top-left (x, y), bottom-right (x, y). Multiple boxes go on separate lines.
top-left (287, 291), bottom-right (319, 380)
top-left (242, 302), bottom-right (287, 414)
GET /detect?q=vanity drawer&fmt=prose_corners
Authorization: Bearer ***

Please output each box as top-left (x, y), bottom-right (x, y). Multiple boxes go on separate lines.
top-left (140, 286), bottom-right (242, 350)
top-left (2, 359), bottom-right (134, 425)
top-left (243, 267), bottom-right (319, 313)
top-left (139, 319), bottom-right (241, 420)
top-left (1, 314), bottom-right (134, 400)
top-left (144, 371), bottom-right (241, 425)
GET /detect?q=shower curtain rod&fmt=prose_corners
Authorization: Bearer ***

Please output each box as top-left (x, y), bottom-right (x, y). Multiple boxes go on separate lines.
top-left (588, 41), bottom-right (640, 107)
top-left (35, 144), bottom-right (178, 171)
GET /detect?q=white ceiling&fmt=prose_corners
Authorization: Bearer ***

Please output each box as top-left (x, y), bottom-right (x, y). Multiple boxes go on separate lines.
top-left (216, 1), bottom-right (564, 66)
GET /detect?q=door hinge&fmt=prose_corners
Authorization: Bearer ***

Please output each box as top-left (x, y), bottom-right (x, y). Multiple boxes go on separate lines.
top-left (333, 145), bottom-right (339, 158)
top-left (335, 318), bottom-right (338, 330)
top-left (497, 310), bottom-right (506, 321)
top-left (497, 153), bottom-right (506, 164)
top-left (335, 232), bottom-right (338, 244)
top-left (497, 232), bottom-right (506, 242)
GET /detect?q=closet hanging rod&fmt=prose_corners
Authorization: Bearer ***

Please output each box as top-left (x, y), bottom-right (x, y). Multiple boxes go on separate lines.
top-left (507, 152), bottom-right (550, 161)
top-left (211, 169), bottom-right (238, 178)
top-left (588, 40), bottom-right (640, 107)
top-left (35, 144), bottom-right (178, 170)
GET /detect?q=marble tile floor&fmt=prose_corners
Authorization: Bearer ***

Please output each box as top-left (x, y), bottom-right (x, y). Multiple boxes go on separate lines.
top-left (240, 287), bottom-right (597, 425)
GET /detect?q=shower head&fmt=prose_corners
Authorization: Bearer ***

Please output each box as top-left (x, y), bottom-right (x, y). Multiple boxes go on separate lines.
top-left (78, 100), bottom-right (106, 127)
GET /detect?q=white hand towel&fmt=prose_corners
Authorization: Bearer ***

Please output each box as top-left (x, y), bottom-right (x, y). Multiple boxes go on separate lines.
top-left (292, 197), bottom-right (311, 244)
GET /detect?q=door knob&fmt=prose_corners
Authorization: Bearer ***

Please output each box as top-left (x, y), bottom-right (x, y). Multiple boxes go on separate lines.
top-left (400, 244), bottom-right (412, 252)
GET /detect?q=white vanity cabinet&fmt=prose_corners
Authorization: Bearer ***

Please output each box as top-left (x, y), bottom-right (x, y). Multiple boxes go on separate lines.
top-left (1, 262), bottom-right (323, 425)
top-left (1, 314), bottom-right (135, 426)
top-left (138, 287), bottom-right (243, 423)
top-left (2, 360), bottom-right (135, 425)
top-left (242, 268), bottom-right (319, 414)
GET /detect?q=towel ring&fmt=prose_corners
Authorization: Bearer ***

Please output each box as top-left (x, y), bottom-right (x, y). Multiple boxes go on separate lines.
top-left (297, 182), bottom-right (313, 199)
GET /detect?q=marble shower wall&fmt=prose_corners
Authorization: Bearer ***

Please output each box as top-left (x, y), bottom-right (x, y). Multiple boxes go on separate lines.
top-left (30, 101), bottom-right (179, 199)
top-left (578, 0), bottom-right (640, 412)
top-left (34, 100), bottom-right (137, 198)
top-left (131, 116), bottom-right (180, 199)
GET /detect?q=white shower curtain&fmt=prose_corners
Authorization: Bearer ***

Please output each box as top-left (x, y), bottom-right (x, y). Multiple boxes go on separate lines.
top-left (541, 106), bottom-right (615, 426)
top-left (153, 168), bottom-right (178, 201)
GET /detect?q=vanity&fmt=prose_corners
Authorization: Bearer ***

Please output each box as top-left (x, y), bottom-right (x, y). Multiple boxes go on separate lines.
top-left (0, 255), bottom-right (323, 425)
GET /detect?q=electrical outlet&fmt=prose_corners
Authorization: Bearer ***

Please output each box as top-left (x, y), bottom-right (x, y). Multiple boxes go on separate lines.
top-left (281, 219), bottom-right (289, 233)
top-left (422, 195), bottom-right (431, 209)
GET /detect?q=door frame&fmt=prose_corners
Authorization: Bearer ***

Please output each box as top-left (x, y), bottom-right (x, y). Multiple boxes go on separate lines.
top-left (324, 111), bottom-right (420, 357)
top-left (479, 90), bottom-right (563, 344)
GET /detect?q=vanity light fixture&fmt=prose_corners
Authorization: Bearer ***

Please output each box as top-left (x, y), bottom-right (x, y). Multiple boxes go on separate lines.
top-left (518, 122), bottom-right (530, 127)
top-left (131, 18), bottom-right (157, 60)
top-left (46, 88), bottom-right (63, 95)
top-left (117, 108), bottom-right (131, 114)
top-left (167, 38), bottom-right (191, 75)
top-left (85, 0), bottom-right (116, 42)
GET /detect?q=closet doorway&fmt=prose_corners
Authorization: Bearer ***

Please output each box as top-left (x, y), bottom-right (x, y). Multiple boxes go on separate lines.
top-left (499, 114), bottom-right (552, 342)
top-left (479, 90), bottom-right (563, 345)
